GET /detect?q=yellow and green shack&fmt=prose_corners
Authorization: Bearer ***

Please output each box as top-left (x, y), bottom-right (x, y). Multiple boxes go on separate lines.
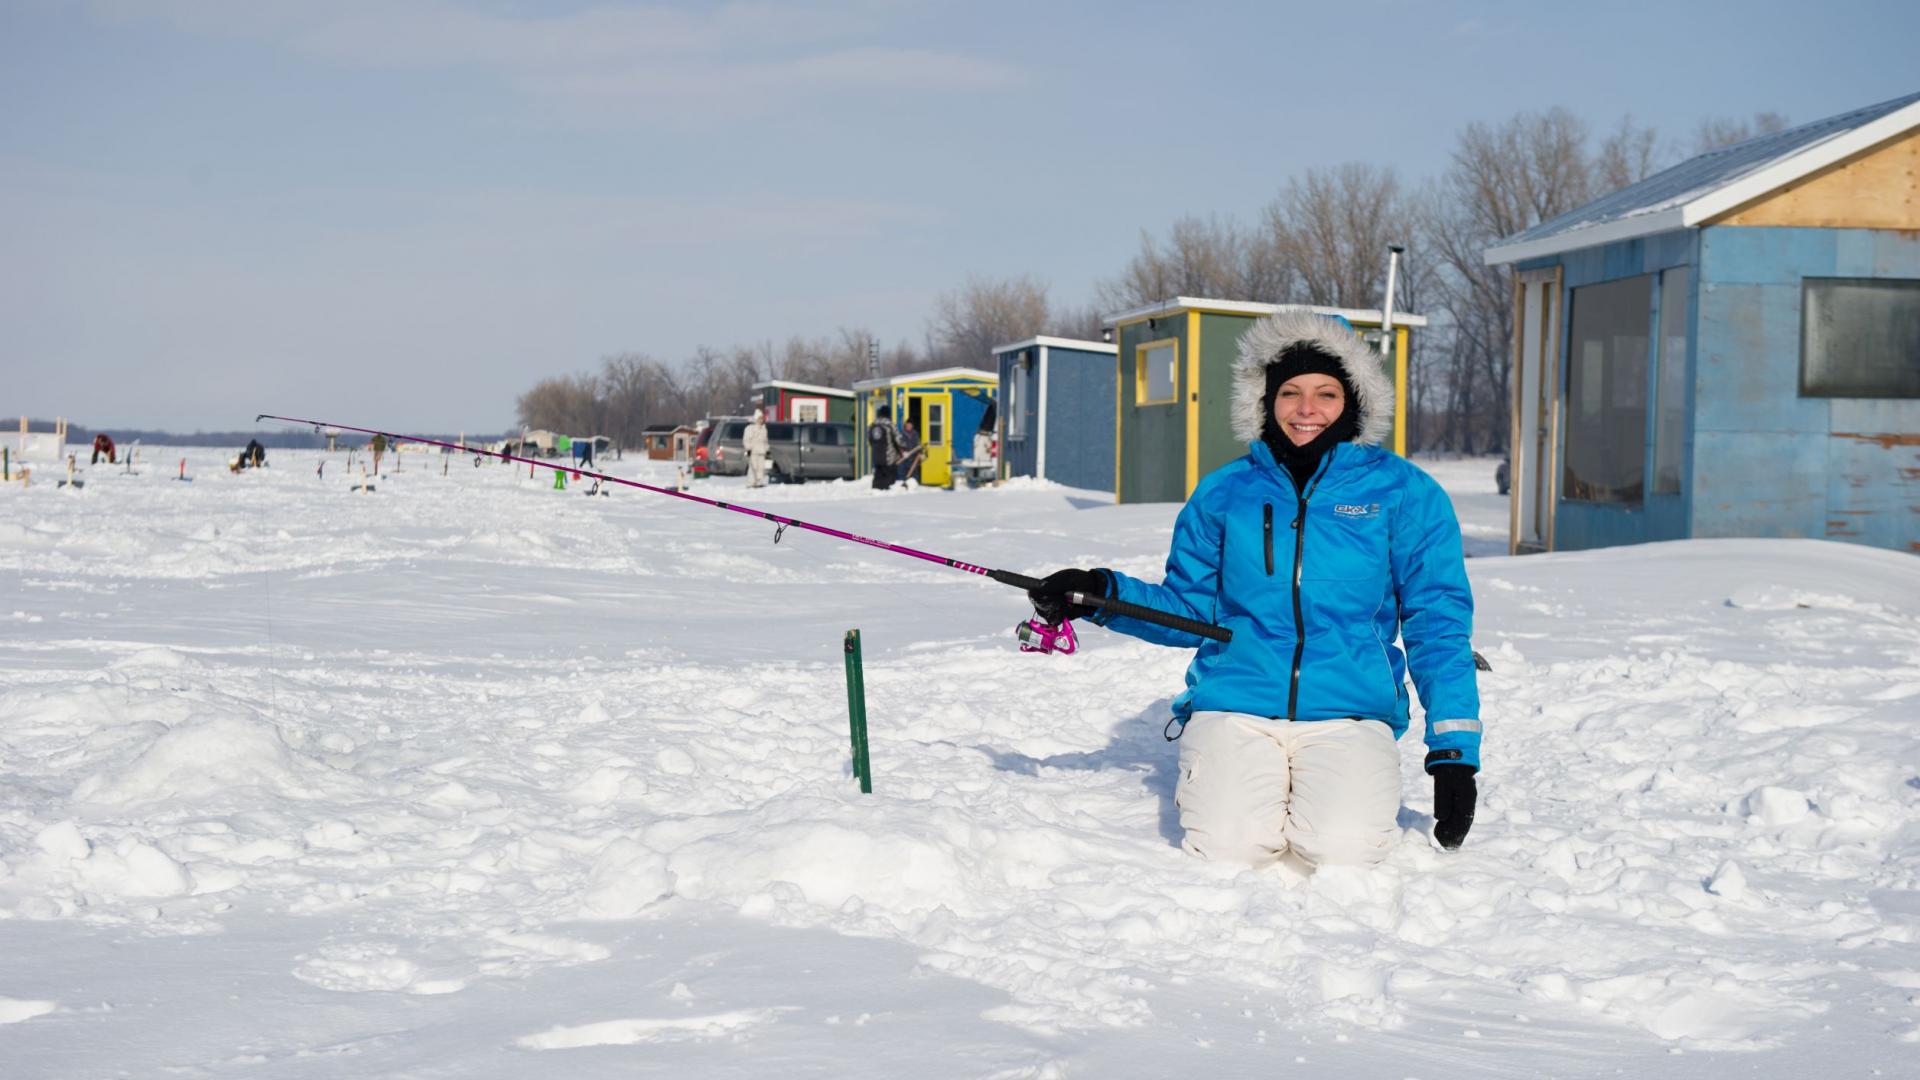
top-left (1105, 297), bottom-right (1424, 503)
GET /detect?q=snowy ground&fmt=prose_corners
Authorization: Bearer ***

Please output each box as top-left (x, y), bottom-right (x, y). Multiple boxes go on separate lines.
top-left (2, 445), bottom-right (1917, 1078)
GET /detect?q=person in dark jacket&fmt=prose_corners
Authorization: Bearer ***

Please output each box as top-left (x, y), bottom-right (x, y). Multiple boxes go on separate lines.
top-left (895, 420), bottom-right (922, 484)
top-left (1028, 310), bottom-right (1480, 870)
top-left (91, 433), bottom-right (117, 465)
top-left (867, 405), bottom-right (900, 490)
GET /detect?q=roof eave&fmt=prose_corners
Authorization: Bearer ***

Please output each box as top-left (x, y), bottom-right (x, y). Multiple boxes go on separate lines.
top-left (1483, 208), bottom-right (1689, 266)
top-left (1101, 296), bottom-right (1427, 328)
top-left (990, 335), bottom-right (1118, 355)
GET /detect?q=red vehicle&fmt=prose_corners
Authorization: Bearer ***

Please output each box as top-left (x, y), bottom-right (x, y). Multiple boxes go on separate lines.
top-left (691, 423), bottom-right (720, 478)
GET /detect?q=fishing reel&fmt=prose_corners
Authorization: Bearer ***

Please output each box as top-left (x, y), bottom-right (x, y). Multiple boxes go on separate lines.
top-left (1014, 616), bottom-right (1077, 655)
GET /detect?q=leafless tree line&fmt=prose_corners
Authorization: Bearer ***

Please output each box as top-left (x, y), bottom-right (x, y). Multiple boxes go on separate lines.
top-left (518, 109), bottom-right (1786, 452)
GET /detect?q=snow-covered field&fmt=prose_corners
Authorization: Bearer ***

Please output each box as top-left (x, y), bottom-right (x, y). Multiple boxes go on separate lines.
top-left (2, 446), bottom-right (1917, 1078)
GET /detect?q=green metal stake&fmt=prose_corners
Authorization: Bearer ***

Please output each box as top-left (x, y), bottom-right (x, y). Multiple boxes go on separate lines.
top-left (843, 629), bottom-right (872, 794)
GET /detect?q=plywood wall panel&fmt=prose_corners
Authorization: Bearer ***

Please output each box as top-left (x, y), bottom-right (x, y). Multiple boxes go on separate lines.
top-left (1714, 128), bottom-right (1920, 229)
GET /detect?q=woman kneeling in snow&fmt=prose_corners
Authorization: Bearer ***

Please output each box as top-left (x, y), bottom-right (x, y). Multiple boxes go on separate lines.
top-left (1028, 310), bottom-right (1480, 870)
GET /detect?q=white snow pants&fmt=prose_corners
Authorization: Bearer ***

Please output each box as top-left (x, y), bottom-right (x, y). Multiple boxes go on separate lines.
top-left (1175, 712), bottom-right (1402, 869)
top-left (746, 452), bottom-right (769, 487)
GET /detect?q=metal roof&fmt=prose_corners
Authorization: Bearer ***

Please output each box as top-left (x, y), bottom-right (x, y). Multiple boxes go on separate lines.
top-left (749, 379), bottom-right (855, 398)
top-left (1485, 91), bottom-right (1920, 265)
top-left (851, 366), bottom-right (998, 391)
top-left (990, 335), bottom-right (1118, 356)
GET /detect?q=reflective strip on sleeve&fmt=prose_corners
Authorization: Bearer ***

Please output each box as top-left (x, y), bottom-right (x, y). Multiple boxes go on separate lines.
top-left (1428, 719), bottom-right (1482, 735)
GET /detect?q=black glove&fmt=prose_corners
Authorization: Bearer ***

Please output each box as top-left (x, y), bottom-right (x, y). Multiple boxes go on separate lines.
top-left (1027, 567), bottom-right (1110, 625)
top-left (1431, 765), bottom-right (1477, 850)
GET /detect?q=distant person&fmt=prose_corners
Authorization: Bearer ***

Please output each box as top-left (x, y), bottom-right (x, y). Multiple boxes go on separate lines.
top-left (232, 438), bottom-right (267, 472)
top-left (866, 405), bottom-right (900, 491)
top-left (895, 420), bottom-right (922, 484)
top-left (1027, 310), bottom-right (1480, 870)
top-left (972, 402), bottom-right (997, 467)
top-left (91, 433), bottom-right (116, 465)
top-left (369, 433), bottom-right (387, 476)
top-left (743, 407), bottom-right (771, 488)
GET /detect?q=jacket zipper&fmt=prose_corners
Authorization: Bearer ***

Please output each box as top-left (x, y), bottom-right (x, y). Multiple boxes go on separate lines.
top-left (1263, 504), bottom-right (1274, 575)
top-left (1285, 460), bottom-right (1329, 720)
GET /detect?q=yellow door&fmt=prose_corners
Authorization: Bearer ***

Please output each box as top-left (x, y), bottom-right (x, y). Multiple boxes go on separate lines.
top-left (906, 391), bottom-right (952, 486)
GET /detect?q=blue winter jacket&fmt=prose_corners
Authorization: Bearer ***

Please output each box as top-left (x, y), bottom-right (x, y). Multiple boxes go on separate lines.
top-left (1095, 438), bottom-right (1483, 771)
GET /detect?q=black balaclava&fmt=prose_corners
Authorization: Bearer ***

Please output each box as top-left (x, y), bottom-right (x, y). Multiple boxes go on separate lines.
top-left (1259, 344), bottom-right (1361, 492)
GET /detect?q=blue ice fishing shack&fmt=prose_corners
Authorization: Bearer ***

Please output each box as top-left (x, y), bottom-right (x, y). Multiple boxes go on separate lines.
top-left (1485, 91), bottom-right (1920, 555)
top-left (992, 335), bottom-right (1118, 492)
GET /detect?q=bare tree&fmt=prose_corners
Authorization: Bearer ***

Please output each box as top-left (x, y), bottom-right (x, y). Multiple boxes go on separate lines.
top-left (1692, 111), bottom-right (1790, 154)
top-left (515, 372), bottom-right (600, 435)
top-left (926, 274), bottom-right (1050, 369)
top-left (1045, 300), bottom-right (1109, 344)
top-left (1265, 163), bottom-right (1412, 309)
top-left (1419, 108), bottom-right (1600, 454)
top-left (1593, 115), bottom-right (1663, 193)
top-left (1092, 214), bottom-right (1280, 312)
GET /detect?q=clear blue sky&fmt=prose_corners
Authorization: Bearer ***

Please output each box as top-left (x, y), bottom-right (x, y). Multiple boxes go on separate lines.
top-left (5, 0), bottom-right (1916, 432)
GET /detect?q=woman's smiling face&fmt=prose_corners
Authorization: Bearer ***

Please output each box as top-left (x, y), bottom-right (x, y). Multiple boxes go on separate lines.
top-left (1272, 374), bottom-right (1346, 446)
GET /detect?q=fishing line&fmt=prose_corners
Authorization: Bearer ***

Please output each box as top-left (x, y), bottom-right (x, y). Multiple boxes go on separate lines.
top-left (255, 412), bottom-right (1232, 644)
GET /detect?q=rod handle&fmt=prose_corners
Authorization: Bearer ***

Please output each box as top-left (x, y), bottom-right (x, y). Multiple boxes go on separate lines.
top-left (1071, 591), bottom-right (1232, 643)
top-left (988, 570), bottom-right (1232, 643)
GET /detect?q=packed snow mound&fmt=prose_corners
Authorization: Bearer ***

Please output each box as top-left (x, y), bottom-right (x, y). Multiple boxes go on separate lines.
top-left (665, 818), bottom-right (969, 916)
top-left (71, 708), bottom-right (328, 804)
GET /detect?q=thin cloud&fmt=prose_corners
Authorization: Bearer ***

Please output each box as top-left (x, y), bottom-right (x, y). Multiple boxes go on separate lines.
top-left (80, 1), bottom-right (1023, 118)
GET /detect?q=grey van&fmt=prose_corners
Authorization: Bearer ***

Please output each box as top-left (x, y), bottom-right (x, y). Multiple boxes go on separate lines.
top-left (704, 420), bottom-right (856, 482)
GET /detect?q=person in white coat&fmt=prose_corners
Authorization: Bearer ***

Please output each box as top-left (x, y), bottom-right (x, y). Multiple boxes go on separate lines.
top-left (743, 408), bottom-right (771, 488)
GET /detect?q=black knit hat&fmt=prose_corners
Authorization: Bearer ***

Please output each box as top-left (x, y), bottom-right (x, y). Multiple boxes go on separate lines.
top-left (1259, 344), bottom-right (1360, 446)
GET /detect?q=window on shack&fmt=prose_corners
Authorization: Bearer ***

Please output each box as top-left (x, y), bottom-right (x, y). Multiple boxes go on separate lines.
top-left (1136, 340), bottom-right (1177, 406)
top-left (1006, 351), bottom-right (1029, 439)
top-left (1563, 275), bottom-right (1652, 505)
top-left (1800, 278), bottom-right (1920, 398)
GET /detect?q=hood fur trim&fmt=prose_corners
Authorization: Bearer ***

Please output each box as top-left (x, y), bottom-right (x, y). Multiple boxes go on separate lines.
top-left (1230, 309), bottom-right (1394, 447)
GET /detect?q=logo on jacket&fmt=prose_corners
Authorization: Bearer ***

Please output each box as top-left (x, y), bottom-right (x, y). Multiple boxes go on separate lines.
top-left (1333, 503), bottom-right (1381, 519)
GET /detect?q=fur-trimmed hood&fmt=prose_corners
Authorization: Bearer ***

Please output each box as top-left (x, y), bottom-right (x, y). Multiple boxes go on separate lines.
top-left (1229, 309), bottom-right (1394, 448)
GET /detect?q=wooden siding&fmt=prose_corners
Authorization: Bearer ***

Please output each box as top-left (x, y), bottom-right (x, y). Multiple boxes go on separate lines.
top-left (1115, 319), bottom-right (1190, 503)
top-left (1692, 226), bottom-right (1920, 551)
top-left (1194, 312), bottom-right (1248, 479)
top-left (1711, 127), bottom-right (1920, 230)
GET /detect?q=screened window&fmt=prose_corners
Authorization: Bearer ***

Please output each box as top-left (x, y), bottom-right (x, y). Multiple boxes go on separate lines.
top-left (1563, 275), bottom-right (1651, 505)
top-left (1801, 278), bottom-right (1920, 397)
top-left (1006, 353), bottom-right (1029, 439)
top-left (1137, 340), bottom-right (1177, 405)
top-left (1652, 268), bottom-right (1689, 495)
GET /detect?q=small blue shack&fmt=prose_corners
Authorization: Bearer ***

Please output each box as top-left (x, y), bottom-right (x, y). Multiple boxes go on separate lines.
top-left (992, 335), bottom-right (1118, 492)
top-left (1485, 91), bottom-right (1920, 555)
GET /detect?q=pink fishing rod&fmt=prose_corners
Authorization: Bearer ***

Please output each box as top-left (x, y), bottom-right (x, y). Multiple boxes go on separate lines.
top-left (258, 413), bottom-right (1232, 644)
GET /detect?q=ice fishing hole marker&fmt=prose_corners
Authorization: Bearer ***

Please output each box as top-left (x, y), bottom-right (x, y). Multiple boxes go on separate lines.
top-left (257, 413), bottom-right (1232, 648)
